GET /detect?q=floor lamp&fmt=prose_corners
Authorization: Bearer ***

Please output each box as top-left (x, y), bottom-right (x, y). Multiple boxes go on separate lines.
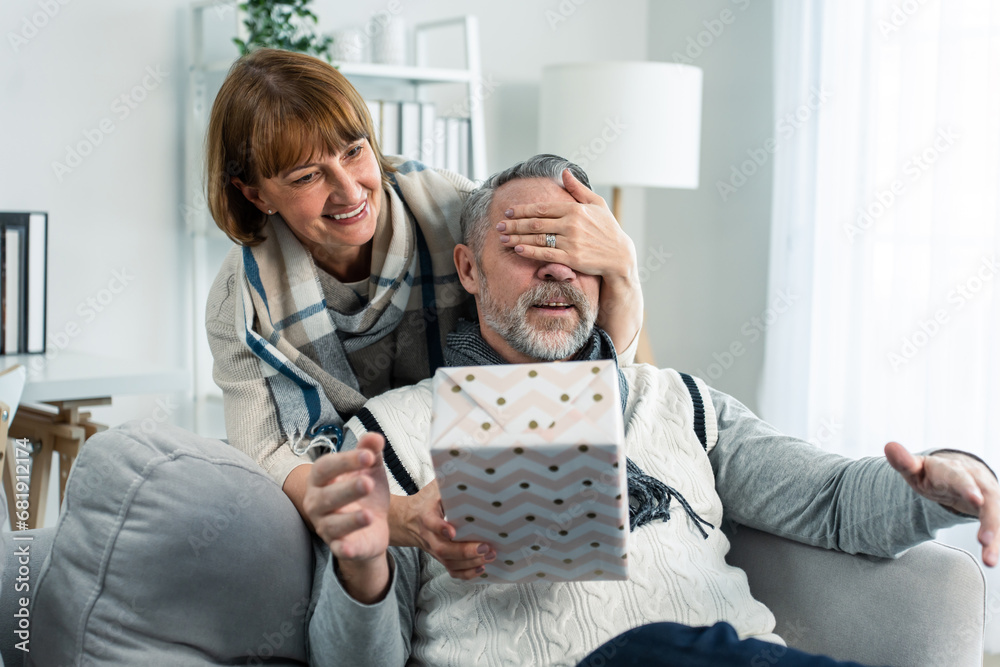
top-left (539, 62), bottom-right (703, 364)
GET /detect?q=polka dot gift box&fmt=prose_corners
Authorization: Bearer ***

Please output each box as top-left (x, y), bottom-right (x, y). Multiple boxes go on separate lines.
top-left (431, 360), bottom-right (628, 584)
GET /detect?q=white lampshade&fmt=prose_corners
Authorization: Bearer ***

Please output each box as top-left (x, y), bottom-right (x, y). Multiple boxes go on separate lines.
top-left (539, 62), bottom-right (703, 189)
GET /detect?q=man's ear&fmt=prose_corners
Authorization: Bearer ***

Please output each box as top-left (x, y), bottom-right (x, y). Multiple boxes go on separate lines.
top-left (454, 244), bottom-right (481, 296)
top-left (231, 177), bottom-right (270, 214)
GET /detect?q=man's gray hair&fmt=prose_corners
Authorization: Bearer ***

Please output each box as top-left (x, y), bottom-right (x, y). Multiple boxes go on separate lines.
top-left (460, 154), bottom-right (591, 256)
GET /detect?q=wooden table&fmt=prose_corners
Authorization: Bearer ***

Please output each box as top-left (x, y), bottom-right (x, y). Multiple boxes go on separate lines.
top-left (1, 351), bottom-right (189, 529)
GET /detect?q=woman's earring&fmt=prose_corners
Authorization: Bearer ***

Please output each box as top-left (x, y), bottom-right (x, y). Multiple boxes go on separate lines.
top-left (267, 209), bottom-right (273, 215)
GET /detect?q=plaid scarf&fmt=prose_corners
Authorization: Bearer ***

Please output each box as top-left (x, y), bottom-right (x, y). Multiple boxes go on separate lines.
top-left (445, 320), bottom-right (714, 535)
top-left (236, 159), bottom-right (474, 448)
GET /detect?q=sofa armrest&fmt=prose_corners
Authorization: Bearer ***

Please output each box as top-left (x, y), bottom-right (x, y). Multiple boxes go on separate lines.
top-left (726, 524), bottom-right (985, 667)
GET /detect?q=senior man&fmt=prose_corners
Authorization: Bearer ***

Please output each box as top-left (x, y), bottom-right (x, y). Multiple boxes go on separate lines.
top-left (303, 155), bottom-right (998, 667)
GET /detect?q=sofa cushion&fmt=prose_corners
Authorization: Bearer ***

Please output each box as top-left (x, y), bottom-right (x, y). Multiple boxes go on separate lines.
top-left (29, 422), bottom-right (315, 666)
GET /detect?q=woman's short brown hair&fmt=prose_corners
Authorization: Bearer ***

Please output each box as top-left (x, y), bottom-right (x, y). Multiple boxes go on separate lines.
top-left (206, 48), bottom-right (394, 245)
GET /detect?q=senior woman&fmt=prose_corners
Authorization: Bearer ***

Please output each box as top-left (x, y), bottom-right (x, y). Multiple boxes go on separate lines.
top-left (204, 48), bottom-right (643, 575)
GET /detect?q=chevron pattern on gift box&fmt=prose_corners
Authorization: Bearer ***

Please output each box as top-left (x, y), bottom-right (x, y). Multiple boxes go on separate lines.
top-left (431, 361), bottom-right (628, 584)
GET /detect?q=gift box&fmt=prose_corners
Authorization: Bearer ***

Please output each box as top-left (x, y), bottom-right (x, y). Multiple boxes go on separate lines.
top-left (430, 360), bottom-right (629, 584)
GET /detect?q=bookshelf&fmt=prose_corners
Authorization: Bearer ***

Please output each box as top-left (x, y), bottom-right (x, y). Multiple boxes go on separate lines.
top-left (183, 3), bottom-right (488, 429)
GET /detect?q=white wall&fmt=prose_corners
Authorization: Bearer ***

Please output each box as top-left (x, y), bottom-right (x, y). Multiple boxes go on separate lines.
top-left (1, 0), bottom-right (192, 437)
top-left (644, 0), bottom-right (774, 412)
top-left (310, 0), bottom-right (650, 246)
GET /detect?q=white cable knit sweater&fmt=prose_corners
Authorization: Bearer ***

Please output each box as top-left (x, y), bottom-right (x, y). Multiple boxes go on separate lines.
top-left (344, 365), bottom-right (780, 666)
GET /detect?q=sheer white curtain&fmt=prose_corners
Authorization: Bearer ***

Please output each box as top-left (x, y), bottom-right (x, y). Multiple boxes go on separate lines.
top-left (763, 0), bottom-right (1000, 460)
top-left (763, 0), bottom-right (1000, 648)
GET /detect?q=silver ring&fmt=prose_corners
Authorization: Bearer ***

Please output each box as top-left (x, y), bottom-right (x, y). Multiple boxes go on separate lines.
top-left (545, 233), bottom-right (557, 249)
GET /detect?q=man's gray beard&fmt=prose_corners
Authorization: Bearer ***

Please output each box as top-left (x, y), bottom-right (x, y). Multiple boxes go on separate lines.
top-left (479, 276), bottom-right (597, 361)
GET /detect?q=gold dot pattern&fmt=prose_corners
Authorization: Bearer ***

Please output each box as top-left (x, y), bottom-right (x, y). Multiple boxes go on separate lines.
top-left (439, 362), bottom-right (628, 583)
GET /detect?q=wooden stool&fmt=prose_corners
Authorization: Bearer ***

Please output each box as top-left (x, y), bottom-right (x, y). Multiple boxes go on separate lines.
top-left (8, 398), bottom-right (108, 529)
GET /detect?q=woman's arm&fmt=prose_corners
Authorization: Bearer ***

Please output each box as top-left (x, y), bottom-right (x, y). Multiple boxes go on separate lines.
top-left (497, 169), bottom-right (644, 354)
top-left (206, 251), bottom-right (310, 486)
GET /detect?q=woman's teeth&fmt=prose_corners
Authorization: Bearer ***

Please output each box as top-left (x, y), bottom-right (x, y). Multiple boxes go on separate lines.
top-left (329, 201), bottom-right (366, 220)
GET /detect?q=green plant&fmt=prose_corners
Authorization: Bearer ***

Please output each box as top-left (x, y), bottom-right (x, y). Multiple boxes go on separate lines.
top-left (233, 0), bottom-right (333, 59)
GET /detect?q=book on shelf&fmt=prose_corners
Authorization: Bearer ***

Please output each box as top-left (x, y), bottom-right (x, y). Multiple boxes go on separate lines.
top-left (0, 212), bottom-right (47, 355)
top-left (419, 103), bottom-right (437, 166)
top-left (363, 98), bottom-right (473, 179)
top-left (380, 102), bottom-right (401, 155)
top-left (399, 101), bottom-right (422, 162)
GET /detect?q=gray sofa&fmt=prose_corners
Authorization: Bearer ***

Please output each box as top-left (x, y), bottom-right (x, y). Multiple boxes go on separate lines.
top-left (0, 422), bottom-right (987, 666)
